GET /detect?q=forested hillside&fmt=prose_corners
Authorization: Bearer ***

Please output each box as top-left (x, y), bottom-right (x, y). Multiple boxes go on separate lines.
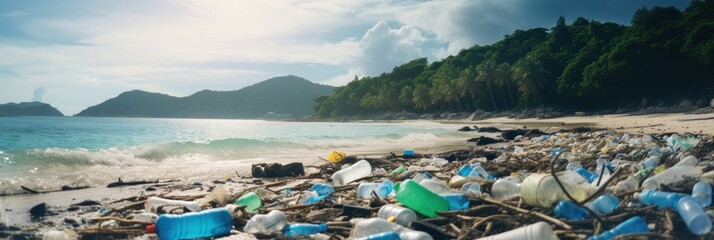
top-left (315, 1), bottom-right (714, 117)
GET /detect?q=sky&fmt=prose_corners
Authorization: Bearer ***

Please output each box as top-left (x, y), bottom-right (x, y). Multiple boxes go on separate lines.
top-left (0, 0), bottom-right (689, 115)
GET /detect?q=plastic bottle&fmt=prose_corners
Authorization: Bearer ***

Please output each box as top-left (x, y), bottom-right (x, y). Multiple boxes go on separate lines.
top-left (585, 194), bottom-right (620, 216)
top-left (412, 172), bottom-right (431, 183)
top-left (419, 157), bottom-right (448, 167)
top-left (357, 180), bottom-right (395, 198)
top-left (235, 192), bottom-right (261, 212)
top-left (554, 200), bottom-right (588, 220)
top-left (283, 223), bottom-right (328, 237)
top-left (133, 212), bottom-right (159, 223)
top-left (692, 181), bottom-right (712, 207)
top-left (641, 166), bottom-right (702, 190)
top-left (243, 210), bottom-right (288, 234)
top-left (331, 160), bottom-right (372, 186)
top-left (677, 196), bottom-right (712, 235)
top-left (586, 216), bottom-right (649, 240)
top-left (461, 182), bottom-right (481, 196)
top-left (356, 231), bottom-right (401, 240)
top-left (467, 165), bottom-right (494, 180)
top-left (637, 156), bottom-right (660, 170)
top-left (153, 208), bottom-right (233, 240)
top-left (145, 196), bottom-right (202, 213)
top-left (298, 190), bottom-right (320, 204)
top-left (438, 193), bottom-right (470, 210)
top-left (419, 179), bottom-right (454, 194)
top-left (675, 155), bottom-right (699, 167)
top-left (612, 168), bottom-right (652, 194)
top-left (373, 168), bottom-right (388, 176)
top-left (389, 166), bottom-right (407, 178)
top-left (457, 164), bottom-right (474, 177)
top-left (351, 218), bottom-right (433, 240)
top-left (491, 178), bottom-right (521, 201)
top-left (566, 163), bottom-right (598, 183)
top-left (520, 173), bottom-right (594, 208)
top-left (42, 230), bottom-right (75, 240)
top-left (311, 183), bottom-right (335, 197)
top-left (403, 150), bottom-right (415, 157)
top-left (394, 180), bottom-right (450, 218)
top-left (378, 204), bottom-right (417, 226)
top-left (637, 189), bottom-right (688, 209)
top-left (476, 221), bottom-right (558, 240)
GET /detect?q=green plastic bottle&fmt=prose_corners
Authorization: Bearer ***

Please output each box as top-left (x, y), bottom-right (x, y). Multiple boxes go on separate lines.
top-left (236, 192), bottom-right (261, 212)
top-left (394, 179), bottom-right (449, 218)
top-left (388, 166), bottom-right (407, 178)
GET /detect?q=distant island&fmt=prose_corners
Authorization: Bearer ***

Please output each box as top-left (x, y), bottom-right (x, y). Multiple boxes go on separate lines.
top-left (75, 75), bottom-right (334, 119)
top-left (0, 102), bottom-right (64, 117)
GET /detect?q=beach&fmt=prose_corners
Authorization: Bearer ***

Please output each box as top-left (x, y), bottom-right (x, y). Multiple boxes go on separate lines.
top-left (0, 112), bottom-right (712, 239)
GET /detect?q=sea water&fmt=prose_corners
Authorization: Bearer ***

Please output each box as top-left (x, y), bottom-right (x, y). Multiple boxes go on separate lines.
top-left (0, 117), bottom-right (470, 195)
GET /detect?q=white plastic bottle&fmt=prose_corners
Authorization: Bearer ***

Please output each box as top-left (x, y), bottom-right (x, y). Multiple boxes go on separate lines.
top-left (243, 210), bottom-right (288, 234)
top-left (675, 155), bottom-right (699, 167)
top-left (476, 221), bottom-right (558, 240)
top-left (145, 196), bottom-right (202, 213)
top-left (377, 205), bottom-right (417, 226)
top-left (331, 160), bottom-right (372, 186)
top-left (641, 166), bottom-right (702, 190)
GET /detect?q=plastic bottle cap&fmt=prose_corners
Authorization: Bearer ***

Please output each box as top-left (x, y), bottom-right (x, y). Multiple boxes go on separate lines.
top-left (146, 224), bottom-right (156, 233)
top-left (387, 216), bottom-right (397, 222)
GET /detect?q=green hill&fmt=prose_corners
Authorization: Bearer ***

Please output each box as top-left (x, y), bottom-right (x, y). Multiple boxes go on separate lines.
top-left (76, 75), bottom-right (334, 118)
top-left (0, 102), bottom-right (64, 116)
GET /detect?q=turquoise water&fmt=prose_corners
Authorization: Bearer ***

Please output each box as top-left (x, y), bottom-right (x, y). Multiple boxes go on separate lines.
top-left (0, 117), bottom-right (469, 194)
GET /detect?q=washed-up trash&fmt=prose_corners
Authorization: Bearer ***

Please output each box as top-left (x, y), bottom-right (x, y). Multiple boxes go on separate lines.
top-left (243, 210), bottom-right (287, 234)
top-left (332, 159), bottom-right (372, 186)
top-left (351, 218), bottom-right (433, 240)
top-left (461, 182), bottom-right (481, 196)
top-left (554, 194), bottom-right (619, 220)
top-left (637, 189), bottom-right (712, 235)
top-left (395, 179), bottom-right (450, 218)
top-left (378, 205), bottom-right (417, 226)
top-left (357, 180), bottom-right (394, 198)
top-left (145, 197), bottom-right (202, 213)
top-left (641, 165), bottom-right (702, 189)
top-left (476, 221), bottom-right (557, 240)
top-left (403, 149), bottom-right (415, 157)
top-left (438, 193), bottom-right (469, 210)
top-left (283, 223), bottom-right (328, 237)
top-left (667, 134), bottom-right (701, 151)
top-left (612, 168), bottom-right (651, 194)
top-left (388, 165), bottom-right (406, 178)
top-left (373, 168), bottom-right (388, 176)
top-left (151, 208), bottom-right (233, 240)
top-left (520, 173), bottom-right (594, 207)
top-left (418, 157), bottom-right (448, 167)
top-left (566, 162), bottom-right (598, 183)
top-left (356, 231), bottom-right (400, 240)
top-left (42, 230), bottom-right (77, 240)
top-left (419, 179), bottom-right (454, 194)
top-left (586, 216), bottom-right (649, 240)
top-left (251, 162), bottom-right (305, 178)
top-left (235, 192), bottom-right (261, 212)
top-left (692, 181), bottom-right (712, 207)
top-left (412, 172), bottom-right (431, 183)
top-left (328, 151), bottom-right (347, 163)
top-left (133, 212), bottom-right (159, 223)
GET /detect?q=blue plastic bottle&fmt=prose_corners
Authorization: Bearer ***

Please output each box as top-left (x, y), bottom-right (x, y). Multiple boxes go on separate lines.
top-left (311, 183), bottom-right (335, 197)
top-left (356, 231), bottom-right (401, 240)
top-left (586, 194), bottom-right (620, 216)
top-left (457, 164), bottom-right (473, 177)
top-left (637, 189), bottom-right (687, 209)
top-left (553, 200), bottom-right (588, 220)
top-left (692, 181), bottom-right (712, 207)
top-left (676, 196), bottom-right (712, 235)
top-left (586, 216), bottom-right (649, 240)
top-left (154, 208), bottom-right (233, 240)
top-left (283, 223), bottom-right (328, 237)
top-left (438, 193), bottom-right (470, 211)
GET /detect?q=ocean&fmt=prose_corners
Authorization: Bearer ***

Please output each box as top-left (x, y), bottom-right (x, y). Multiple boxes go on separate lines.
top-left (0, 117), bottom-right (471, 195)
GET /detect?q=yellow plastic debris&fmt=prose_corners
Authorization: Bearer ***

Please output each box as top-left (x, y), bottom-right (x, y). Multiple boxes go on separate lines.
top-left (327, 151), bottom-right (346, 163)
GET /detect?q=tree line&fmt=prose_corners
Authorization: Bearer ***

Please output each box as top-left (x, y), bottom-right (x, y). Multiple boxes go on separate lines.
top-left (315, 1), bottom-right (714, 117)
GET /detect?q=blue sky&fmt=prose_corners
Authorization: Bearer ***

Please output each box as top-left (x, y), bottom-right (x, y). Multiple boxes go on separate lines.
top-left (0, 0), bottom-right (689, 114)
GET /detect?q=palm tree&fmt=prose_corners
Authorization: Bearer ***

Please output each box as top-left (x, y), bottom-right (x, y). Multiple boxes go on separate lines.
top-left (442, 79), bottom-right (463, 112)
top-left (412, 84), bottom-right (431, 110)
top-left (476, 60), bottom-right (499, 111)
top-left (458, 67), bottom-right (479, 110)
top-left (512, 55), bottom-right (548, 106)
top-left (496, 62), bottom-right (516, 108)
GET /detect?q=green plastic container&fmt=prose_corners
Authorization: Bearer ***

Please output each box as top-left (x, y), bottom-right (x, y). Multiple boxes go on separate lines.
top-left (388, 166), bottom-right (406, 178)
top-left (394, 179), bottom-right (449, 218)
top-left (236, 192), bottom-right (261, 212)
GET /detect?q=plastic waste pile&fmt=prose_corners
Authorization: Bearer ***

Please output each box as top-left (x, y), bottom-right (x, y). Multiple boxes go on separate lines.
top-left (30, 129), bottom-right (714, 240)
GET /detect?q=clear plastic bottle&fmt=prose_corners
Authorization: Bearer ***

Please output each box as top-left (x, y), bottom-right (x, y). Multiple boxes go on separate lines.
top-left (612, 168), bottom-right (651, 194)
top-left (476, 221), bottom-right (558, 240)
top-left (636, 156), bottom-right (660, 170)
top-left (520, 173), bottom-right (594, 208)
top-left (692, 181), bottom-right (712, 207)
top-left (419, 179), bottom-right (454, 194)
top-left (145, 196), bottom-right (202, 213)
top-left (585, 194), bottom-right (620, 216)
top-left (491, 178), bottom-right (521, 201)
top-left (419, 157), bottom-right (448, 167)
top-left (461, 182), bottom-right (481, 196)
top-left (566, 162), bottom-right (598, 183)
top-left (331, 160), bottom-right (372, 186)
top-left (641, 166), bottom-right (702, 190)
top-left (298, 190), bottom-right (320, 204)
top-left (438, 193), bottom-right (470, 210)
top-left (154, 208), bottom-right (233, 240)
top-left (378, 204), bottom-right (417, 226)
top-left (133, 212), bottom-right (159, 223)
top-left (586, 216), bottom-right (649, 240)
top-left (412, 172), bottom-right (431, 183)
top-left (351, 218), bottom-right (433, 240)
top-left (243, 210), bottom-right (288, 234)
top-left (675, 155), bottom-right (699, 167)
top-left (283, 223), bottom-right (328, 237)
top-left (394, 180), bottom-right (450, 218)
top-left (235, 192), bottom-right (261, 212)
top-left (357, 180), bottom-right (395, 198)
